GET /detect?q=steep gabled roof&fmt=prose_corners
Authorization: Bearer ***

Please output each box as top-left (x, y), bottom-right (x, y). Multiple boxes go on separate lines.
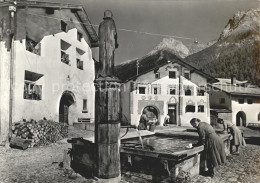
top-left (115, 49), bottom-right (218, 83)
top-left (0, 1), bottom-right (98, 47)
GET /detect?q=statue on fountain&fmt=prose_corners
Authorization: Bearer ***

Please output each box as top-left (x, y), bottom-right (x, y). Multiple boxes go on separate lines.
top-left (97, 10), bottom-right (119, 79)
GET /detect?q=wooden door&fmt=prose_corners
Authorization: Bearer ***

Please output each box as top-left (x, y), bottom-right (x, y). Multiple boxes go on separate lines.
top-left (168, 105), bottom-right (176, 124)
top-left (63, 105), bottom-right (69, 124)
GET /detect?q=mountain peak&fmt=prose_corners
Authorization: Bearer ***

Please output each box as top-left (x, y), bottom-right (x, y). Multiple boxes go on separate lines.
top-left (149, 37), bottom-right (211, 59)
top-left (218, 8), bottom-right (260, 41)
top-left (149, 38), bottom-right (190, 58)
top-left (185, 8), bottom-right (260, 86)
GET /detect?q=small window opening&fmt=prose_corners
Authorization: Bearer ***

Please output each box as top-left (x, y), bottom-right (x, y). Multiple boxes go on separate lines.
top-left (154, 87), bottom-right (158, 95)
top-left (169, 71), bottom-right (176, 79)
top-left (238, 99), bottom-right (244, 104)
top-left (83, 99), bottom-right (88, 112)
top-left (186, 105), bottom-right (195, 113)
top-left (185, 88), bottom-right (192, 96)
top-left (26, 36), bottom-right (41, 56)
top-left (61, 20), bottom-right (67, 32)
top-left (184, 72), bottom-right (190, 80)
top-left (170, 88), bottom-right (176, 95)
top-left (139, 87), bottom-right (146, 94)
top-left (198, 105), bottom-right (205, 112)
top-left (77, 31), bottom-right (83, 41)
top-left (155, 72), bottom-right (160, 79)
top-left (24, 70), bottom-right (43, 100)
top-left (197, 89), bottom-right (205, 96)
top-left (247, 99), bottom-right (253, 104)
top-left (77, 59), bottom-right (83, 70)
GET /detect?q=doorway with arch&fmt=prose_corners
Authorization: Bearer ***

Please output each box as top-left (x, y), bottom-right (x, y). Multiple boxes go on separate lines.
top-left (142, 106), bottom-right (159, 124)
top-left (236, 111), bottom-right (246, 127)
top-left (59, 91), bottom-right (76, 124)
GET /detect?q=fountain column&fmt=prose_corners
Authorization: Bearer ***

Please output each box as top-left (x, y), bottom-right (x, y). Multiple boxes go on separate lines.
top-left (94, 10), bottom-right (121, 181)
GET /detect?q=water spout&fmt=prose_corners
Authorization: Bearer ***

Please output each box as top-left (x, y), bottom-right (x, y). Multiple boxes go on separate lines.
top-left (136, 129), bottom-right (144, 149)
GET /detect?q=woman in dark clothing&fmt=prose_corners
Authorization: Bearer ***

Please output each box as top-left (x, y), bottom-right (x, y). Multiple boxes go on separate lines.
top-left (190, 118), bottom-right (226, 177)
top-left (138, 114), bottom-right (148, 130)
top-left (217, 118), bottom-right (246, 155)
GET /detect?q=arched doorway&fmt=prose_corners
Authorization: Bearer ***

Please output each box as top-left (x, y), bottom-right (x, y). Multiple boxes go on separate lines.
top-left (59, 91), bottom-right (75, 123)
top-left (142, 106), bottom-right (159, 123)
top-left (236, 111), bottom-right (246, 127)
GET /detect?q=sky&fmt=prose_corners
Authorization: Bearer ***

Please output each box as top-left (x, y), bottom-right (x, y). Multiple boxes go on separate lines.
top-left (48, 0), bottom-right (259, 64)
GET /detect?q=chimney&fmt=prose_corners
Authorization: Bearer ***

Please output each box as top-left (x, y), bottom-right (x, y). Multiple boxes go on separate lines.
top-left (231, 74), bottom-right (236, 85)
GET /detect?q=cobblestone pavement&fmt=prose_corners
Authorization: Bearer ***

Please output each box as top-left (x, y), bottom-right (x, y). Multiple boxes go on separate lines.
top-left (0, 128), bottom-right (153, 183)
top-left (0, 127), bottom-right (259, 183)
top-left (191, 144), bottom-right (260, 183)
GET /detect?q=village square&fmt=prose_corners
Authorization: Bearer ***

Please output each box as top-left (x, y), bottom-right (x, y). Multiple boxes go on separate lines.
top-left (0, 0), bottom-right (260, 182)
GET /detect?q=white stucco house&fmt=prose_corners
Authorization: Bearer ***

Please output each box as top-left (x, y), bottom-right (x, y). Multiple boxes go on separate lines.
top-left (209, 75), bottom-right (260, 127)
top-left (0, 1), bottom-right (98, 142)
top-left (115, 49), bottom-right (218, 127)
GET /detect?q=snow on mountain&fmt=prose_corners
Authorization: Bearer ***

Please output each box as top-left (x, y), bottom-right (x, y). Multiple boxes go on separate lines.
top-left (149, 38), bottom-right (190, 58)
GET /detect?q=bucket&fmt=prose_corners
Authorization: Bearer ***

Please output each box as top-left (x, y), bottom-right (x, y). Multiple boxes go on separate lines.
top-left (149, 124), bottom-right (156, 132)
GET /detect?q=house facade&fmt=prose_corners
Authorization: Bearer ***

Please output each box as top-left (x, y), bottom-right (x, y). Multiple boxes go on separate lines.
top-left (0, 1), bottom-right (98, 142)
top-left (116, 50), bottom-right (217, 127)
top-left (209, 76), bottom-right (260, 126)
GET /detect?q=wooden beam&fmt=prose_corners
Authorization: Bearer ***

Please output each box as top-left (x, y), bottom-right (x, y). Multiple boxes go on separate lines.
top-left (16, 1), bottom-right (82, 10)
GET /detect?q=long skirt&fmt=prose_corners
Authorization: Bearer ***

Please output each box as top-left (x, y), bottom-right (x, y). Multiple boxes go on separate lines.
top-left (205, 133), bottom-right (226, 168)
top-left (230, 126), bottom-right (246, 146)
